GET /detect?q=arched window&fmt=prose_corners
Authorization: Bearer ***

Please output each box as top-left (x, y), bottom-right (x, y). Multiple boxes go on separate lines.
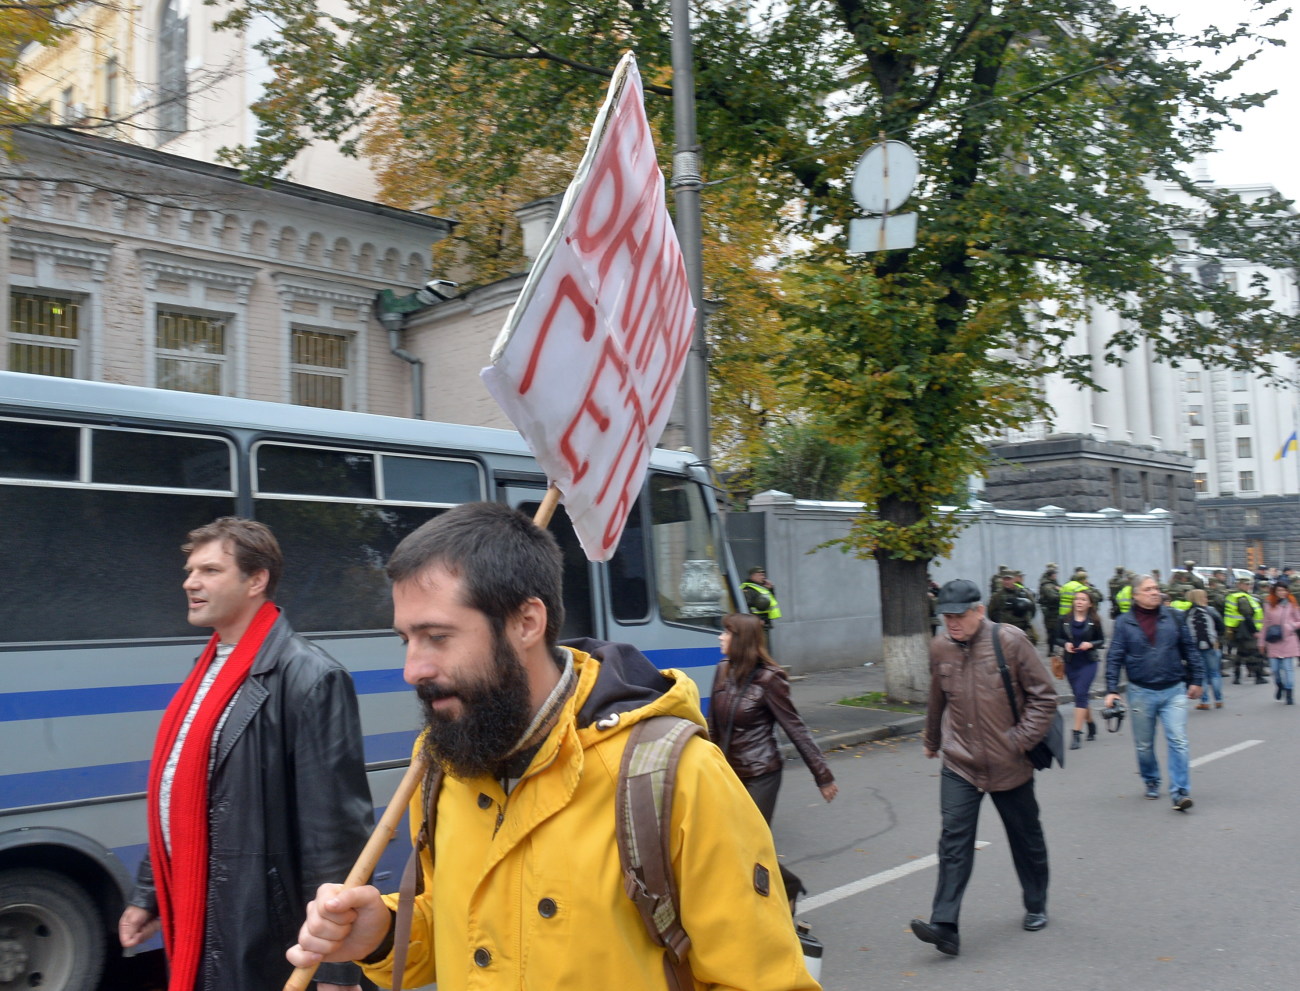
top-left (157, 0), bottom-right (189, 141)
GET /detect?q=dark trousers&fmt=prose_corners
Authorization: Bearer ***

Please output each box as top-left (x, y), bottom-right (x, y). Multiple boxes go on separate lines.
top-left (930, 767), bottom-right (1049, 927)
top-left (741, 769), bottom-right (805, 900)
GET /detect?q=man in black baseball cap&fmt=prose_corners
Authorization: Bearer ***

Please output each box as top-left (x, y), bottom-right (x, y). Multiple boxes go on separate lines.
top-left (910, 578), bottom-right (1056, 957)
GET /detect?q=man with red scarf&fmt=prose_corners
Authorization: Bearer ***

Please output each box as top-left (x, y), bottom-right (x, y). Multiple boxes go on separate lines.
top-left (118, 518), bottom-right (371, 990)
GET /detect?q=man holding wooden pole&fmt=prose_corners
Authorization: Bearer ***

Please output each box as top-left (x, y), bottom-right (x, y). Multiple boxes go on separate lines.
top-left (286, 501), bottom-right (818, 989)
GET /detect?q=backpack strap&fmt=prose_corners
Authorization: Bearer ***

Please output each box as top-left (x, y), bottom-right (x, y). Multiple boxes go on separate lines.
top-left (390, 758), bottom-right (443, 991)
top-left (616, 715), bottom-right (705, 991)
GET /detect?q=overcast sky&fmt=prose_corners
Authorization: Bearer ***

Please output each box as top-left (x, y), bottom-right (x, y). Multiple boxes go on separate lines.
top-left (1135, 0), bottom-right (1299, 200)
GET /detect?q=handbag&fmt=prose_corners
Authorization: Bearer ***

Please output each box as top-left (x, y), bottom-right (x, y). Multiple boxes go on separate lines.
top-left (1050, 655), bottom-right (1065, 680)
top-left (1265, 623), bottom-right (1284, 643)
top-left (991, 624), bottom-right (1064, 770)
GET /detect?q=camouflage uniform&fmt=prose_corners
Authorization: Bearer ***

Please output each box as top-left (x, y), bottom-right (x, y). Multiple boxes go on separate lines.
top-left (1038, 565), bottom-right (1061, 619)
top-left (988, 575), bottom-right (1038, 644)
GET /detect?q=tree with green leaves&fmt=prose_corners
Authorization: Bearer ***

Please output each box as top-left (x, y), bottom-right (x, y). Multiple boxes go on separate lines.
top-left (222, 0), bottom-right (1300, 699)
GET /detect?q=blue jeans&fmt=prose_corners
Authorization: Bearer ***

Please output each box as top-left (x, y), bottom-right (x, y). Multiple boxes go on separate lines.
top-left (1271, 656), bottom-right (1295, 691)
top-left (1200, 648), bottom-right (1224, 703)
top-left (1126, 683), bottom-right (1191, 797)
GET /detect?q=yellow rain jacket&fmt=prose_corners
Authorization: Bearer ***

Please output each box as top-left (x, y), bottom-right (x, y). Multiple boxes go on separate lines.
top-left (362, 639), bottom-right (820, 991)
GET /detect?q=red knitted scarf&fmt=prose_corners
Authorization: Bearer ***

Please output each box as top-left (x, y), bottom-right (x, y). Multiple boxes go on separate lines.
top-left (146, 601), bottom-right (278, 991)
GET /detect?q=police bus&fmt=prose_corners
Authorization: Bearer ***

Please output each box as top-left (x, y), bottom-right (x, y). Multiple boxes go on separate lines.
top-left (0, 370), bottom-right (735, 990)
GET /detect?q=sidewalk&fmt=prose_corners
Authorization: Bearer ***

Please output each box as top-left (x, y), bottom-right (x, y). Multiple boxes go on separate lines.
top-left (781, 663), bottom-right (927, 758)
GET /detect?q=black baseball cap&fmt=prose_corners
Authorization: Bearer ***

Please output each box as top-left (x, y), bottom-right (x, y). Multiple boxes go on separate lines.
top-left (936, 579), bottom-right (982, 614)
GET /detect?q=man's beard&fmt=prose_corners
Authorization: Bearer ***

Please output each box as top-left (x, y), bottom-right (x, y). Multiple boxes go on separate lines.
top-left (415, 630), bottom-right (534, 779)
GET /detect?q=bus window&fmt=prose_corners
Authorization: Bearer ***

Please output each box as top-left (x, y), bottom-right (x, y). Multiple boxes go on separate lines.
top-left (1, 417), bottom-right (79, 480)
top-left (649, 474), bottom-right (732, 629)
top-left (252, 442), bottom-right (486, 632)
top-left (518, 499), bottom-right (594, 640)
top-left (0, 420), bottom-right (237, 642)
top-left (92, 428), bottom-right (232, 491)
top-left (382, 454), bottom-right (481, 505)
top-left (257, 443), bottom-right (374, 499)
top-left (608, 497), bottom-right (650, 623)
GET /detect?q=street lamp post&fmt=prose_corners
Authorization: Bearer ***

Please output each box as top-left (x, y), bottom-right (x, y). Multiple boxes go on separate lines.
top-left (670, 0), bottom-right (710, 462)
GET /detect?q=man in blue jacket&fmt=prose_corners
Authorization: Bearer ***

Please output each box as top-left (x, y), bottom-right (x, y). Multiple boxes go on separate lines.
top-left (1104, 574), bottom-right (1204, 811)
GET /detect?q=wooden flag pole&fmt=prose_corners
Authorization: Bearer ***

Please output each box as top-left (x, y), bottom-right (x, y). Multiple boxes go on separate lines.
top-left (533, 483), bottom-right (561, 528)
top-left (283, 751), bottom-right (428, 991)
top-left (284, 487), bottom-right (560, 989)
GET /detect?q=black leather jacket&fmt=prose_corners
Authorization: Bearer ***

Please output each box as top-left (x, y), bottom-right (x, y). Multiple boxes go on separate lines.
top-left (707, 662), bottom-right (833, 787)
top-left (131, 613), bottom-right (373, 989)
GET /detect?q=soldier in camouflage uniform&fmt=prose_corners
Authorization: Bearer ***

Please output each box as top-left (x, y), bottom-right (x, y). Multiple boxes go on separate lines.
top-left (1182, 560), bottom-right (1205, 591)
top-left (1206, 571), bottom-right (1228, 614)
top-left (989, 571), bottom-right (1038, 644)
top-left (1038, 564), bottom-right (1061, 619)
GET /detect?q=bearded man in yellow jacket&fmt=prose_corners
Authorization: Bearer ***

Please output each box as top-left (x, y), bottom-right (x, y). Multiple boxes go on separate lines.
top-left (288, 502), bottom-right (819, 991)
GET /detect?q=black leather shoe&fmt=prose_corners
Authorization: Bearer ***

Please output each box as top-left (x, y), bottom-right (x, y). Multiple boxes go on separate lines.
top-left (911, 919), bottom-right (960, 955)
top-left (1023, 911), bottom-right (1048, 931)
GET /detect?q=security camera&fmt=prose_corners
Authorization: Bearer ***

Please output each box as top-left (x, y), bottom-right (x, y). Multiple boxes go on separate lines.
top-left (415, 279), bottom-right (459, 305)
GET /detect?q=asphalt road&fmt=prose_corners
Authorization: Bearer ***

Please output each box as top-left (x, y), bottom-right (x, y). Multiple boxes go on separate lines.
top-left (776, 682), bottom-right (1300, 991)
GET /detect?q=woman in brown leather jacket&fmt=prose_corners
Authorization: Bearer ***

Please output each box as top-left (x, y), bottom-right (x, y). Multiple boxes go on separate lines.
top-left (708, 613), bottom-right (838, 824)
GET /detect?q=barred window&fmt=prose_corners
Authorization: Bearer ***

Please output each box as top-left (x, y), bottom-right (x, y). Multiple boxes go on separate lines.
top-left (291, 329), bottom-right (349, 409)
top-left (156, 309), bottom-right (227, 395)
top-left (9, 291), bottom-right (81, 378)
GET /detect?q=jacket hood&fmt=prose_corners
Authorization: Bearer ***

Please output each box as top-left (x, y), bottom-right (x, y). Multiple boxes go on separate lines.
top-left (560, 637), bottom-right (706, 732)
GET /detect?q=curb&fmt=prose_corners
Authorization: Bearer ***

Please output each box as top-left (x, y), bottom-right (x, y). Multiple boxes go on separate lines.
top-left (779, 714), bottom-right (928, 760)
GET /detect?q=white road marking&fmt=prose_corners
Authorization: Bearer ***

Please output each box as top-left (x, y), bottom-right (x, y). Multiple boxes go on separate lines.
top-left (1190, 739), bottom-right (1263, 768)
top-left (799, 841), bottom-right (991, 913)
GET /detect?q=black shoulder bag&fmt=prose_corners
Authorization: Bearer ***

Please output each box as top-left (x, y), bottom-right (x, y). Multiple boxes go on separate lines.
top-left (991, 623), bottom-right (1065, 770)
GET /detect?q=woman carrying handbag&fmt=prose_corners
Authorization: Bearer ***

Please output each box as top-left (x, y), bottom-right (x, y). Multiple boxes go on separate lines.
top-left (1049, 590), bottom-right (1105, 748)
top-left (1257, 581), bottom-right (1298, 705)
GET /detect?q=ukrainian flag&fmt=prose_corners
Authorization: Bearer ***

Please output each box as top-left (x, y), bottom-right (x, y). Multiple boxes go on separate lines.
top-left (1277, 431), bottom-right (1298, 460)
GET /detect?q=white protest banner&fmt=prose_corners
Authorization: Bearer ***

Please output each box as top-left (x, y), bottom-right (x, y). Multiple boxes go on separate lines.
top-left (482, 53), bottom-right (696, 561)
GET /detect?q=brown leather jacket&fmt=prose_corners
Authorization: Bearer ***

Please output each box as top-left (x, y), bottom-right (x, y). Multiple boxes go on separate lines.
top-left (924, 619), bottom-right (1058, 792)
top-left (708, 662), bottom-right (834, 787)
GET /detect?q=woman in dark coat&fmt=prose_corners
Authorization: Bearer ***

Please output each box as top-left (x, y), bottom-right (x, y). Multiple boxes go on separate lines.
top-left (1049, 590), bottom-right (1105, 749)
top-left (708, 612), bottom-right (836, 906)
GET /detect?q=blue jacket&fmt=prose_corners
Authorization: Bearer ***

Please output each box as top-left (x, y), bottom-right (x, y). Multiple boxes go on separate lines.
top-left (1106, 606), bottom-right (1204, 692)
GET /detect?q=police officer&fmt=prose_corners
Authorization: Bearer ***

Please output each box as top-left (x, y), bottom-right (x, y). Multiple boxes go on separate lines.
top-left (741, 566), bottom-right (782, 632)
top-left (1058, 569), bottom-right (1100, 615)
top-left (1114, 574), bottom-right (1134, 615)
top-left (1108, 566), bottom-right (1129, 619)
top-left (1225, 577), bottom-right (1266, 684)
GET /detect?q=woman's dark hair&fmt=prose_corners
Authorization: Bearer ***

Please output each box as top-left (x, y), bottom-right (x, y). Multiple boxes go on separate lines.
top-left (722, 612), bottom-right (777, 683)
top-left (1267, 584), bottom-right (1294, 607)
top-left (1067, 589), bottom-right (1100, 628)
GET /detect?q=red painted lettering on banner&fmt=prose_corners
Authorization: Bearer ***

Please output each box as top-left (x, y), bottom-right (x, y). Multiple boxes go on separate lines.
top-left (518, 274), bottom-right (598, 395)
top-left (557, 338), bottom-right (631, 483)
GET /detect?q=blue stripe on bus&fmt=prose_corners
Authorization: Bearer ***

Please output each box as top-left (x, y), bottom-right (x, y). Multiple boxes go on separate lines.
top-left (1, 669), bottom-right (409, 722)
top-left (0, 650), bottom-right (719, 723)
top-left (0, 733), bottom-right (418, 807)
top-left (0, 684), bottom-right (181, 722)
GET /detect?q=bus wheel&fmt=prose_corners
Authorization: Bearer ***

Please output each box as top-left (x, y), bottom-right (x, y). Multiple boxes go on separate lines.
top-left (0, 868), bottom-right (105, 991)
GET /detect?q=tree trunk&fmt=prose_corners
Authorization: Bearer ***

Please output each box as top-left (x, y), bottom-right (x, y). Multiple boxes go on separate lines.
top-left (878, 497), bottom-right (933, 703)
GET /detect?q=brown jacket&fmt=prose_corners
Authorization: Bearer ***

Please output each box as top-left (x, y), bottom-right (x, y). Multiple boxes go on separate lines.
top-left (708, 662), bottom-right (834, 787)
top-left (924, 619), bottom-right (1058, 792)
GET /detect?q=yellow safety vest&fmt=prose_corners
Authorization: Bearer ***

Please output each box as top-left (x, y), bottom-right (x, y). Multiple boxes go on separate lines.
top-left (1059, 580), bottom-right (1087, 615)
top-left (1116, 585), bottom-right (1132, 613)
top-left (741, 582), bottom-right (782, 620)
